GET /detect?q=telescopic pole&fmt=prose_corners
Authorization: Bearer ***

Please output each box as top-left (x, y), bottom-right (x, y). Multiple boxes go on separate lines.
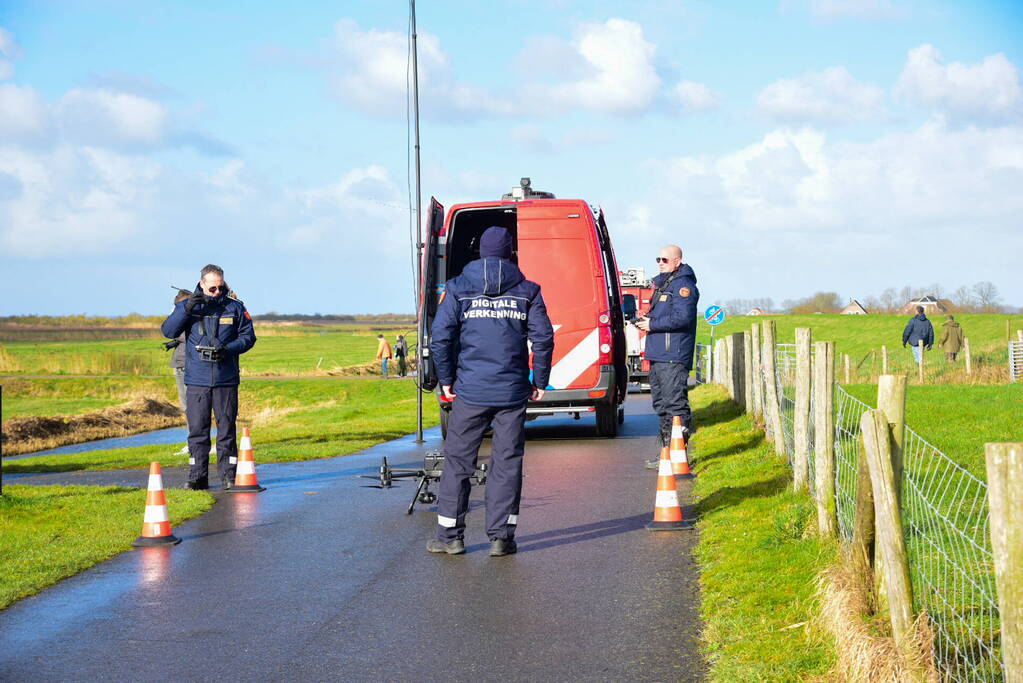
top-left (412, 0), bottom-right (425, 443)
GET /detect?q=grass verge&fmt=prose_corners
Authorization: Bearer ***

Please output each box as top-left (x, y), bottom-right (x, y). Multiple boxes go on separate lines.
top-left (5, 378), bottom-right (439, 472)
top-left (690, 384), bottom-right (837, 681)
top-left (0, 485), bottom-right (214, 609)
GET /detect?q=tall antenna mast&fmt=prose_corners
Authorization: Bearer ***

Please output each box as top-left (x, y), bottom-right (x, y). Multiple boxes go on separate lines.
top-left (412, 0), bottom-right (425, 443)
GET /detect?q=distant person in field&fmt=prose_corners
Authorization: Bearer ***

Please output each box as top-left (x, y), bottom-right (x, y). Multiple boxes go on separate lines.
top-left (161, 264), bottom-right (256, 491)
top-left (635, 244), bottom-right (699, 470)
top-left (939, 315), bottom-right (964, 361)
top-left (163, 289), bottom-right (191, 455)
top-left (395, 334), bottom-right (409, 377)
top-left (376, 334), bottom-right (393, 379)
top-left (902, 305), bottom-right (934, 363)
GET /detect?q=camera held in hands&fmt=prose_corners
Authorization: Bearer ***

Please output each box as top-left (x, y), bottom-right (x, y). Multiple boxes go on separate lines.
top-left (195, 345), bottom-right (219, 362)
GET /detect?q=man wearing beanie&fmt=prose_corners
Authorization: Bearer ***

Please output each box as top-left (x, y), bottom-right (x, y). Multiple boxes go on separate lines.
top-left (428, 226), bottom-right (555, 557)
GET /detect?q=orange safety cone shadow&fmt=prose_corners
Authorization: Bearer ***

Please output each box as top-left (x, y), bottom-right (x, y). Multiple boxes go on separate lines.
top-left (646, 446), bottom-right (693, 531)
top-left (132, 462), bottom-right (181, 547)
top-left (670, 416), bottom-right (695, 480)
top-left (229, 427), bottom-right (266, 493)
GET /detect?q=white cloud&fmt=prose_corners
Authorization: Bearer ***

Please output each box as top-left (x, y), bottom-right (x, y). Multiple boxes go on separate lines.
top-left (895, 45), bottom-right (1023, 124)
top-left (672, 80), bottom-right (719, 113)
top-left (0, 83), bottom-right (49, 141)
top-left (510, 124), bottom-right (613, 154)
top-left (758, 66), bottom-right (886, 124)
top-left (57, 88), bottom-right (169, 149)
top-left (531, 19), bottom-right (661, 116)
top-left (330, 18), bottom-right (663, 119)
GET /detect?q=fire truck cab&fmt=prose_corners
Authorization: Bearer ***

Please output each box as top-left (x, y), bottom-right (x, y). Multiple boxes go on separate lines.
top-left (619, 267), bottom-right (654, 388)
top-left (420, 178), bottom-right (628, 437)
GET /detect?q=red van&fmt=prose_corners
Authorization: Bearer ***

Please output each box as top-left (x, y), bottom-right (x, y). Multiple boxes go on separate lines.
top-left (419, 179), bottom-right (628, 437)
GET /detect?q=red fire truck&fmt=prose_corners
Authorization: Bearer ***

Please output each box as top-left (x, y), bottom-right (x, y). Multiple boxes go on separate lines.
top-left (419, 178), bottom-right (628, 437)
top-left (619, 267), bottom-right (655, 387)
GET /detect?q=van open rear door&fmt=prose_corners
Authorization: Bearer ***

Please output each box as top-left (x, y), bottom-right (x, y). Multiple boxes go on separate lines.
top-left (418, 197), bottom-right (444, 390)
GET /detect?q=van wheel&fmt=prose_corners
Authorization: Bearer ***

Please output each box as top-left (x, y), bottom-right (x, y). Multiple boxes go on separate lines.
top-left (595, 404), bottom-right (619, 438)
top-left (440, 407), bottom-right (449, 440)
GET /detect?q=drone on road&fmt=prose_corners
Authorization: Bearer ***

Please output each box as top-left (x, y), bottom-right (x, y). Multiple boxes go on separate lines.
top-left (362, 451), bottom-right (488, 515)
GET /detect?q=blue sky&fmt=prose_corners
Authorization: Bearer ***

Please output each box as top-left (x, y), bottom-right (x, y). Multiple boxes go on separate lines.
top-left (1, 0), bottom-right (1021, 315)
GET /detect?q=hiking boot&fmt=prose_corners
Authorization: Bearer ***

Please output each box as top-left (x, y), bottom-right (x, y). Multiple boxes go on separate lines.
top-left (426, 538), bottom-right (465, 555)
top-left (221, 477), bottom-right (233, 491)
top-left (186, 478), bottom-right (208, 491)
top-left (489, 538), bottom-right (517, 556)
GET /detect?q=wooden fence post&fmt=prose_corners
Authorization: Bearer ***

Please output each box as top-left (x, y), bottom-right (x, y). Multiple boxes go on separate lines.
top-left (814, 341), bottom-right (837, 537)
top-left (861, 408), bottom-right (917, 657)
top-left (874, 374), bottom-right (908, 608)
top-left (964, 337), bottom-right (972, 375)
top-left (918, 340), bottom-right (924, 382)
top-left (730, 332), bottom-right (746, 408)
top-left (751, 324), bottom-right (763, 426)
top-left (852, 436), bottom-right (876, 570)
top-left (793, 328), bottom-right (812, 492)
top-left (986, 442), bottom-right (1023, 682)
top-left (844, 353), bottom-right (851, 384)
top-left (882, 344), bottom-right (889, 375)
top-left (743, 331), bottom-right (753, 415)
top-left (724, 335), bottom-right (735, 399)
top-left (762, 320), bottom-right (786, 456)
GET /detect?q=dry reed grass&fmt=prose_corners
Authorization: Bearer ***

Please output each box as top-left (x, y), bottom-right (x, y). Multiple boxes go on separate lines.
top-left (1, 397), bottom-right (184, 455)
top-left (817, 549), bottom-right (938, 682)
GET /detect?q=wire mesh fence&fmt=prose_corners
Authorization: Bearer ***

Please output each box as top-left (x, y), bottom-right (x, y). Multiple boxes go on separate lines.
top-left (1010, 340), bottom-right (1023, 382)
top-left (767, 344), bottom-right (1003, 681)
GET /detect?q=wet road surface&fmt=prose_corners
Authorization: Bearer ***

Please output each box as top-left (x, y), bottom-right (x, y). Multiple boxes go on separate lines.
top-left (0, 394), bottom-right (704, 682)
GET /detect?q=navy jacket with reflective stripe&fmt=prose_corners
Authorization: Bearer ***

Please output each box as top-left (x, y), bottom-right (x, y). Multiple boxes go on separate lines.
top-left (643, 264), bottom-right (700, 370)
top-left (161, 295), bottom-right (256, 387)
top-left (430, 257), bottom-right (555, 407)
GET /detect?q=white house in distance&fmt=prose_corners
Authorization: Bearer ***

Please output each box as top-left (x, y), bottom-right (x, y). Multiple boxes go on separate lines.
top-left (747, 307), bottom-right (766, 316)
top-left (841, 299), bottom-right (868, 315)
top-left (899, 295), bottom-right (949, 316)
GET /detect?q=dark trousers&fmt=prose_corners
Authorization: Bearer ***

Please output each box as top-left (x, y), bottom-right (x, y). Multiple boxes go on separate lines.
top-left (649, 361), bottom-right (691, 446)
top-left (436, 399), bottom-right (527, 542)
top-left (185, 384), bottom-right (239, 484)
top-left (397, 356), bottom-right (406, 376)
top-left (946, 352), bottom-right (957, 361)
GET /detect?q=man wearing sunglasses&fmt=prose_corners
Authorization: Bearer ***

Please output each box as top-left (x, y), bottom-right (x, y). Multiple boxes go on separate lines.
top-left (635, 245), bottom-right (699, 468)
top-left (161, 264), bottom-right (257, 490)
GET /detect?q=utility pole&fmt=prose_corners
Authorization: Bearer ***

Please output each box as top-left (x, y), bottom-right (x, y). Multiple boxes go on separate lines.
top-left (412, 0), bottom-right (425, 443)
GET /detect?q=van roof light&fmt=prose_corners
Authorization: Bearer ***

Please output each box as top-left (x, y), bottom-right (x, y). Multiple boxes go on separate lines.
top-left (502, 176), bottom-right (556, 201)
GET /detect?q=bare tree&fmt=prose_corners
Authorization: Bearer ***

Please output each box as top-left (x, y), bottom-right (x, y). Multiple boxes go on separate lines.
top-left (926, 283), bottom-right (945, 299)
top-left (972, 281), bottom-right (1001, 311)
top-left (879, 288), bottom-right (897, 313)
top-left (952, 285), bottom-right (975, 312)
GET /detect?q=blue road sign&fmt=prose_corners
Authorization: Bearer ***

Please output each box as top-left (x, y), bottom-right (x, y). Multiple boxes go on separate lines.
top-left (704, 305), bottom-right (726, 326)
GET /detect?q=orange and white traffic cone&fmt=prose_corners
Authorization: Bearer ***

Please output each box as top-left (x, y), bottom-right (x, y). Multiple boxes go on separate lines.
top-left (131, 462), bottom-right (181, 547)
top-left (669, 416), bottom-right (695, 479)
top-left (646, 446), bottom-right (692, 531)
top-left (230, 427), bottom-right (266, 493)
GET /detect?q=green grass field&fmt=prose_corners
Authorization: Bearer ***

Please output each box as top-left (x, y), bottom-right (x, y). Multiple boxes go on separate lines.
top-left (690, 385), bottom-right (836, 681)
top-left (0, 485), bottom-right (214, 609)
top-left (0, 324), bottom-right (417, 377)
top-left (4, 377), bottom-right (439, 473)
top-left (701, 313), bottom-right (1021, 383)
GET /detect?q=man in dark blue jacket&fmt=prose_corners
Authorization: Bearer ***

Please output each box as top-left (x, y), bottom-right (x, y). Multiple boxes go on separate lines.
top-left (636, 245), bottom-right (699, 467)
top-left (428, 226), bottom-right (555, 557)
top-left (902, 306), bottom-right (934, 363)
top-left (161, 264), bottom-right (256, 490)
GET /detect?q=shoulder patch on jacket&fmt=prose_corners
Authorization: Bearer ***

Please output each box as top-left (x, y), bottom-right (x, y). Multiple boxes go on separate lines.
top-left (679, 287), bottom-right (691, 297)
top-left (244, 311), bottom-right (251, 320)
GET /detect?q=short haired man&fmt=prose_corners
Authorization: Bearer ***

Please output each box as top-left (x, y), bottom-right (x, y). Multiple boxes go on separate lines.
top-left (394, 334), bottom-right (409, 377)
top-left (428, 226), bottom-right (554, 556)
top-left (161, 265), bottom-right (256, 490)
top-left (635, 245), bottom-right (700, 469)
top-left (902, 305), bottom-right (934, 364)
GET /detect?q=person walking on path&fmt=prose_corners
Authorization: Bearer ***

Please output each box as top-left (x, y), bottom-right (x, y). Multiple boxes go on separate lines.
top-left (938, 315), bottom-right (964, 361)
top-left (394, 334), bottom-right (409, 377)
top-left (376, 334), bottom-right (393, 378)
top-left (427, 226), bottom-right (555, 557)
top-left (161, 264), bottom-right (256, 491)
top-left (635, 245), bottom-right (700, 469)
top-left (902, 305), bottom-right (934, 363)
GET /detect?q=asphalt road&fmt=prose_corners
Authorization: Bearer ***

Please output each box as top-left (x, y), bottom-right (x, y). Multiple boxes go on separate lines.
top-left (0, 394), bottom-right (704, 682)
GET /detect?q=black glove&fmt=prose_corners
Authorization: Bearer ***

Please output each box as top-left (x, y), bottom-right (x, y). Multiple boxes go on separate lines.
top-left (210, 341), bottom-right (227, 361)
top-left (902, 342), bottom-right (907, 348)
top-left (185, 288), bottom-right (204, 313)
top-left (162, 340), bottom-right (181, 351)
